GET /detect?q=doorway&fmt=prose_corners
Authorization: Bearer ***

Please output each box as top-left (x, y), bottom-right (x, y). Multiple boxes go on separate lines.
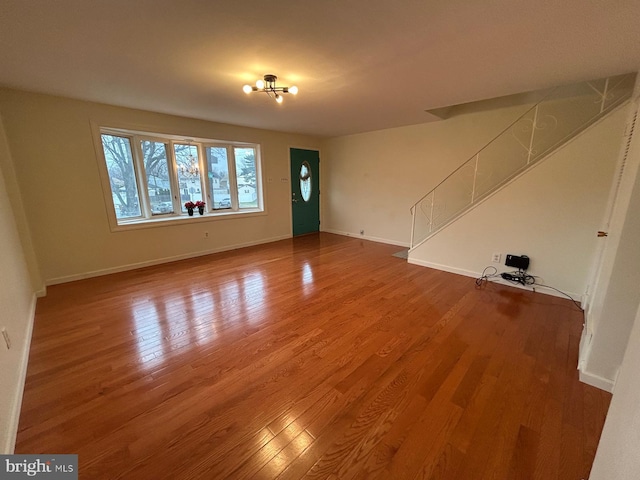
top-left (290, 148), bottom-right (320, 236)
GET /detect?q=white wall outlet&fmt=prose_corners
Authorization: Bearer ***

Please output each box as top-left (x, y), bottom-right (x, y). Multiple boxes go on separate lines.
top-left (492, 252), bottom-right (502, 263)
top-left (204, 231), bottom-right (209, 239)
top-left (2, 328), bottom-right (10, 350)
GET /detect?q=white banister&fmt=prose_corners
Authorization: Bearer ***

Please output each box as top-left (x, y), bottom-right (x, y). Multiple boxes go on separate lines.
top-left (409, 74), bottom-right (635, 250)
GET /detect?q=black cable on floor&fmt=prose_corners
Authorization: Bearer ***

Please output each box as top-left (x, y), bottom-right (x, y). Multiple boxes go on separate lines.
top-left (475, 266), bottom-right (500, 287)
top-left (475, 266), bottom-right (583, 311)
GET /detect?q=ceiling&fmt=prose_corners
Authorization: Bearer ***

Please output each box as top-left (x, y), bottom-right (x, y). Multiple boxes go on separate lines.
top-left (1, 0), bottom-right (639, 138)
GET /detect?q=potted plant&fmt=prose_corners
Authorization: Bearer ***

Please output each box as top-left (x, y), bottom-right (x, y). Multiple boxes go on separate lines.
top-left (184, 201), bottom-right (195, 216)
top-left (195, 200), bottom-right (206, 215)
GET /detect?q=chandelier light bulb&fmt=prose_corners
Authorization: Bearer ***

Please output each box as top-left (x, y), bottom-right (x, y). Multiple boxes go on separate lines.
top-left (244, 74), bottom-right (298, 103)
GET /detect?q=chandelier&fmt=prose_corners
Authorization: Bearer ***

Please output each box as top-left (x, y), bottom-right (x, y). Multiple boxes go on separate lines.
top-left (179, 144), bottom-right (199, 178)
top-left (243, 74), bottom-right (298, 104)
top-left (179, 156), bottom-right (199, 178)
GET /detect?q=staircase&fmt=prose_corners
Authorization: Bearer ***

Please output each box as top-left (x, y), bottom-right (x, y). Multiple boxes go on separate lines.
top-left (409, 74), bottom-right (636, 250)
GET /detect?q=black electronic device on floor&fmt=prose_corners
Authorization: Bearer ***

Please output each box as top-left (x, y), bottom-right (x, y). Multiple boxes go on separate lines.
top-left (505, 254), bottom-right (529, 271)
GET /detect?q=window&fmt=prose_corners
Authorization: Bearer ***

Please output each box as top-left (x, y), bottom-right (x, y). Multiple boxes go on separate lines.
top-left (101, 134), bottom-right (141, 219)
top-left (206, 146), bottom-right (231, 209)
top-left (174, 143), bottom-right (203, 213)
top-left (235, 147), bottom-right (258, 208)
top-left (300, 161), bottom-right (312, 202)
top-left (141, 140), bottom-right (174, 215)
top-left (97, 128), bottom-right (262, 227)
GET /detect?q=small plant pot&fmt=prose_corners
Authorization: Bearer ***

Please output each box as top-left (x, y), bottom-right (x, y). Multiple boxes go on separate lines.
top-left (187, 208), bottom-right (194, 216)
top-left (198, 206), bottom-right (205, 215)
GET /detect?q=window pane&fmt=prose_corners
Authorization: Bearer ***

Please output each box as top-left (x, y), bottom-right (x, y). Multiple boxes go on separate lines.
top-left (300, 161), bottom-right (312, 202)
top-left (234, 147), bottom-right (257, 209)
top-left (175, 144), bottom-right (203, 212)
top-left (141, 140), bottom-right (174, 215)
top-left (101, 134), bottom-right (141, 219)
top-left (206, 147), bottom-right (231, 209)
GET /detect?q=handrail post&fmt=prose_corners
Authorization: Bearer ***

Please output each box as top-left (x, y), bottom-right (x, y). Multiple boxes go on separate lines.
top-left (429, 192), bottom-right (435, 233)
top-left (527, 104), bottom-right (539, 165)
top-left (471, 153), bottom-right (479, 203)
top-left (410, 205), bottom-right (416, 249)
top-left (600, 77), bottom-right (609, 114)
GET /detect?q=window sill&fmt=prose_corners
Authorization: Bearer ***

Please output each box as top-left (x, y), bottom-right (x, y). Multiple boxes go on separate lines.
top-left (111, 208), bottom-right (265, 232)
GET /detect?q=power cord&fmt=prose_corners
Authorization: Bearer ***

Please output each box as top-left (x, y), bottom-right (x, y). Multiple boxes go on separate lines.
top-left (500, 269), bottom-right (535, 286)
top-left (531, 283), bottom-right (584, 311)
top-left (475, 266), bottom-right (583, 311)
top-left (475, 266), bottom-right (501, 287)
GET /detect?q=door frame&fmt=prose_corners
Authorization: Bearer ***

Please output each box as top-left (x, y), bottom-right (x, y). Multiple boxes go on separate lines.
top-left (288, 145), bottom-right (322, 237)
top-left (580, 94), bottom-right (640, 372)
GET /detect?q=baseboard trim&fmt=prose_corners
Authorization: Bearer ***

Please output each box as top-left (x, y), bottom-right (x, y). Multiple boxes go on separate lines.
top-left (578, 326), bottom-right (592, 369)
top-left (407, 257), bottom-right (581, 300)
top-left (322, 229), bottom-right (408, 248)
top-left (579, 368), bottom-right (615, 393)
top-left (577, 325), bottom-right (617, 393)
top-left (3, 293), bottom-right (37, 454)
top-left (407, 258), bottom-right (477, 278)
top-left (45, 234), bottom-right (291, 286)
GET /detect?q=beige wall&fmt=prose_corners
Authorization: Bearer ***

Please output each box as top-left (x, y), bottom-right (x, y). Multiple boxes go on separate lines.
top-left (409, 107), bottom-right (627, 297)
top-left (0, 89), bottom-right (321, 285)
top-left (321, 98), bottom-right (627, 298)
top-left (0, 113), bottom-right (35, 453)
top-left (321, 104), bottom-right (531, 245)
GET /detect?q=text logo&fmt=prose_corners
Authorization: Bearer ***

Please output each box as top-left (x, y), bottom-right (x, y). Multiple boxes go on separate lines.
top-left (0, 455), bottom-right (77, 479)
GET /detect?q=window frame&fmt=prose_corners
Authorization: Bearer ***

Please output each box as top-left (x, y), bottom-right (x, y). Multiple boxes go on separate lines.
top-left (232, 145), bottom-right (260, 210)
top-left (100, 132), bottom-right (144, 220)
top-left (139, 137), bottom-right (180, 217)
top-left (204, 144), bottom-right (237, 211)
top-left (92, 124), bottom-right (265, 231)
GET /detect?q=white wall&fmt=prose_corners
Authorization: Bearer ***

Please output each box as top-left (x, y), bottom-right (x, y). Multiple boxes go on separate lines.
top-left (582, 112), bottom-right (640, 384)
top-left (409, 107), bottom-right (627, 298)
top-left (321, 104), bottom-right (531, 246)
top-left (0, 113), bottom-right (36, 453)
top-left (590, 302), bottom-right (640, 479)
top-left (0, 89), bottom-right (321, 285)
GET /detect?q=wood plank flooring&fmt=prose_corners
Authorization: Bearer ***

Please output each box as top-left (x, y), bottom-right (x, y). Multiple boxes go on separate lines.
top-left (16, 233), bottom-right (611, 479)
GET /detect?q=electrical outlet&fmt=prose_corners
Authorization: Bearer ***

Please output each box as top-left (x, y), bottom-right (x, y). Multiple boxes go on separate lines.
top-left (360, 230), bottom-right (365, 236)
top-left (204, 231), bottom-right (209, 239)
top-left (492, 252), bottom-right (501, 263)
top-left (2, 328), bottom-right (10, 350)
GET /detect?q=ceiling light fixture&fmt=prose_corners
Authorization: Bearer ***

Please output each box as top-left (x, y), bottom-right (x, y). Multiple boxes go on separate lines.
top-left (179, 142), bottom-right (199, 178)
top-left (243, 74), bottom-right (298, 104)
top-left (179, 155), bottom-right (199, 178)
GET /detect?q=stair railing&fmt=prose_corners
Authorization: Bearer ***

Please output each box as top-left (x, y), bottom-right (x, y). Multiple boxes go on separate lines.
top-left (409, 73), bottom-right (635, 250)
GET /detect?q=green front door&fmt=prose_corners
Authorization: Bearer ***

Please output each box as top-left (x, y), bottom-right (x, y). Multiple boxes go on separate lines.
top-left (290, 148), bottom-right (320, 236)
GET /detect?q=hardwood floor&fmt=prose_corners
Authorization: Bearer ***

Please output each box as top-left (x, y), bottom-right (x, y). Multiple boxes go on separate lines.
top-left (16, 233), bottom-right (611, 479)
